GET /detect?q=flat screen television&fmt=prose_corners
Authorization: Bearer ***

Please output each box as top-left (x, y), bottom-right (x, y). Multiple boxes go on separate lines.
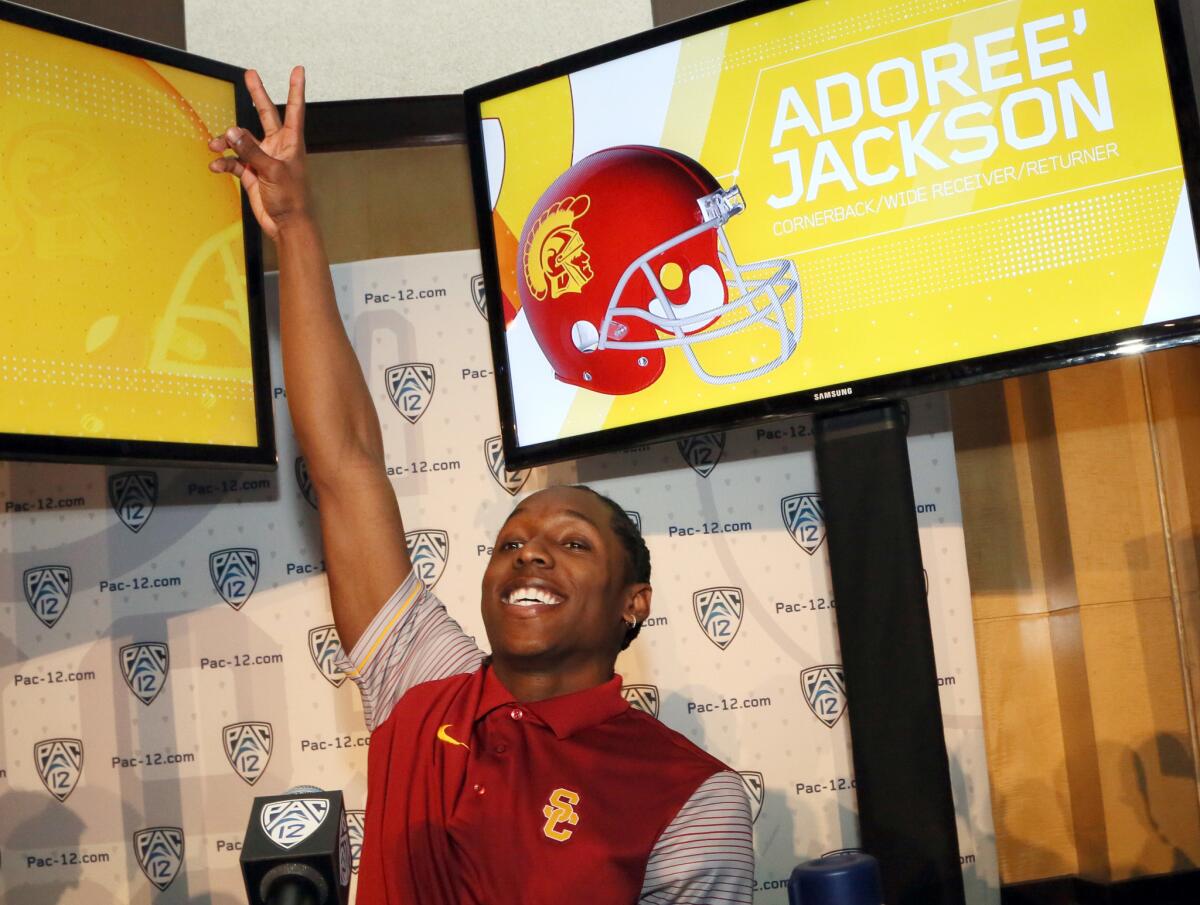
top-left (465, 0), bottom-right (1200, 468)
top-left (0, 1), bottom-right (274, 468)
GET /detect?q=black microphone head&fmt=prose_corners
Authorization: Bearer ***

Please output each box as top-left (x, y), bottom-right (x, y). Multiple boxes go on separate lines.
top-left (240, 787), bottom-right (350, 905)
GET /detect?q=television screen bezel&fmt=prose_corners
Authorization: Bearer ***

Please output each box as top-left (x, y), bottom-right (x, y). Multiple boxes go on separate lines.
top-left (0, 0), bottom-right (275, 470)
top-left (464, 0), bottom-right (1200, 470)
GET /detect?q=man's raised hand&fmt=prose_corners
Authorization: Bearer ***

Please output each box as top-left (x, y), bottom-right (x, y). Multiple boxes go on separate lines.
top-left (208, 66), bottom-right (308, 239)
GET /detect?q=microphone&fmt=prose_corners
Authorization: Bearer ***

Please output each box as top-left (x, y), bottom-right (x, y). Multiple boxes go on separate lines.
top-left (239, 785), bottom-right (351, 905)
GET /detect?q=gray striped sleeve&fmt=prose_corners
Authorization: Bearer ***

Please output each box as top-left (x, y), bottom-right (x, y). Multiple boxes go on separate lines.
top-left (639, 770), bottom-right (756, 904)
top-left (334, 571), bottom-right (485, 730)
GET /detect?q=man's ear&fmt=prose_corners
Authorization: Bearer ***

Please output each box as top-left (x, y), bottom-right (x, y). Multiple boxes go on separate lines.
top-left (623, 583), bottom-right (652, 624)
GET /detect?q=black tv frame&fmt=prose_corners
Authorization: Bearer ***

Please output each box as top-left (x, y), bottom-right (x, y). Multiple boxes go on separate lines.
top-left (0, 0), bottom-right (275, 470)
top-left (464, 0), bottom-right (1200, 470)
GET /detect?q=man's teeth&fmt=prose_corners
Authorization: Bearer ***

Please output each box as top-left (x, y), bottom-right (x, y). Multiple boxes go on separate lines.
top-left (505, 587), bottom-right (563, 607)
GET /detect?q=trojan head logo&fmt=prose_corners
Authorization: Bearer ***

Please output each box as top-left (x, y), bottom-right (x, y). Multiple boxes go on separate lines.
top-left (385, 362), bottom-right (436, 424)
top-left (295, 456), bottom-right (318, 509)
top-left (541, 788), bottom-right (582, 842)
top-left (802, 665), bottom-right (848, 729)
top-left (470, 273), bottom-right (488, 320)
top-left (119, 642), bottom-right (169, 706)
top-left (782, 493), bottom-right (826, 555)
top-left (209, 547), bottom-right (260, 610)
top-left (34, 738), bottom-right (83, 802)
top-left (108, 471), bottom-right (157, 533)
top-left (405, 529), bottom-right (449, 589)
top-left (308, 625), bottom-right (346, 688)
top-left (524, 195), bottom-right (593, 301)
top-left (621, 684), bottom-right (660, 718)
top-left (624, 510), bottom-right (642, 532)
top-left (261, 798), bottom-right (330, 850)
top-left (223, 721), bottom-right (273, 785)
top-left (22, 565), bottom-right (72, 629)
top-left (484, 436), bottom-right (530, 496)
top-left (133, 827), bottom-right (184, 891)
top-left (346, 810), bottom-right (365, 874)
top-left (693, 586), bottom-right (744, 650)
top-left (739, 771), bottom-right (765, 824)
top-left (678, 432), bottom-right (726, 478)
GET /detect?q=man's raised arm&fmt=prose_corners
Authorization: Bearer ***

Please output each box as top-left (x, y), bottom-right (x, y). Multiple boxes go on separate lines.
top-left (209, 67), bottom-right (410, 650)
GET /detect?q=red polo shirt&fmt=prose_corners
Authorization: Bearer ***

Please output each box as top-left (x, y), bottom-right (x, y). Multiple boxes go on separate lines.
top-left (356, 663), bottom-right (726, 904)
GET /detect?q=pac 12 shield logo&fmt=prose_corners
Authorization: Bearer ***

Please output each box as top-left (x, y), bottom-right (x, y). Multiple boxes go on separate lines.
top-left (209, 547), bottom-right (260, 610)
top-left (782, 493), bottom-right (826, 555)
top-left (309, 624), bottom-right (346, 688)
top-left (119, 642), bottom-right (169, 706)
top-left (693, 586), bottom-right (744, 650)
top-left (802, 665), bottom-right (847, 729)
top-left (346, 810), bottom-right (365, 874)
top-left (621, 684), bottom-right (660, 718)
top-left (484, 436), bottom-right (530, 496)
top-left (133, 827), bottom-right (184, 891)
top-left (223, 721), bottom-right (273, 785)
top-left (108, 471), bottom-right (158, 533)
top-left (260, 798), bottom-right (330, 850)
top-left (739, 771), bottom-right (765, 824)
top-left (677, 432), bottom-right (725, 478)
top-left (295, 456), bottom-right (318, 509)
top-left (386, 362), bottom-right (436, 424)
top-left (471, 273), bottom-right (487, 320)
top-left (405, 529), bottom-right (449, 588)
top-left (22, 565), bottom-right (72, 629)
top-left (624, 510), bottom-right (642, 532)
top-left (34, 737), bottom-right (83, 802)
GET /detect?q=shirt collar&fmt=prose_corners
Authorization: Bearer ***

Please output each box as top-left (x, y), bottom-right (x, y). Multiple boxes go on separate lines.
top-left (477, 666), bottom-right (629, 740)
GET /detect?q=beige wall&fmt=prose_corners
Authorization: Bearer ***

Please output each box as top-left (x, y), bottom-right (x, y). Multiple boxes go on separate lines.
top-left (953, 352), bottom-right (1200, 884)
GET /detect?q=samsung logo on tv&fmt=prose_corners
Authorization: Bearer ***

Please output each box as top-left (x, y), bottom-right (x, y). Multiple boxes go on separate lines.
top-left (813, 387), bottom-right (853, 401)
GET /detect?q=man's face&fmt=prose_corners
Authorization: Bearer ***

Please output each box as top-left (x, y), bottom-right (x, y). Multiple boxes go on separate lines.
top-left (480, 487), bottom-right (639, 668)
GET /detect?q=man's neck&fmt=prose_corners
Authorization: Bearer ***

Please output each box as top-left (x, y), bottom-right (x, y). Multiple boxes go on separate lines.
top-left (489, 657), bottom-right (614, 703)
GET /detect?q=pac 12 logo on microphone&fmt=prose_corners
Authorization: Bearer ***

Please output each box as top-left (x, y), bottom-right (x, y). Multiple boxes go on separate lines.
top-left (405, 529), bottom-right (449, 588)
top-left (23, 565), bottom-right (72, 629)
top-left (693, 586), bottom-right (744, 650)
top-left (108, 471), bottom-right (158, 533)
top-left (209, 547), bottom-right (260, 610)
top-left (261, 798), bottom-right (330, 850)
top-left (484, 436), bottom-right (530, 496)
top-left (223, 722), bottom-right (273, 785)
top-left (782, 493), bottom-right (826, 555)
top-left (677, 432), bottom-right (725, 478)
top-left (802, 665), bottom-right (847, 729)
top-left (119, 642), bottom-right (169, 706)
top-left (621, 684), bottom-right (660, 718)
top-left (133, 826), bottom-right (184, 891)
top-left (308, 625), bottom-right (346, 687)
top-left (34, 737), bottom-right (83, 802)
top-left (346, 810), bottom-right (365, 874)
top-left (386, 362), bottom-right (436, 424)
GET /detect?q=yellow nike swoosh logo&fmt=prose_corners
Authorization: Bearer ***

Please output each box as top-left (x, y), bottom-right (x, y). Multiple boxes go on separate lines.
top-left (436, 724), bottom-right (470, 750)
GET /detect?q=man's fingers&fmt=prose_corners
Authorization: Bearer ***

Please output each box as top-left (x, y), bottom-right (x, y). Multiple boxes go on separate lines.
top-left (208, 156), bottom-right (245, 178)
top-left (224, 127), bottom-right (276, 173)
top-left (283, 66), bottom-right (305, 134)
top-left (245, 69), bottom-right (283, 133)
top-left (208, 135), bottom-right (230, 153)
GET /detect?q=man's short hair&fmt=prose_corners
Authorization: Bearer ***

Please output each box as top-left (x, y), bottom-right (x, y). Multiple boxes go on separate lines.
top-left (569, 485), bottom-right (650, 651)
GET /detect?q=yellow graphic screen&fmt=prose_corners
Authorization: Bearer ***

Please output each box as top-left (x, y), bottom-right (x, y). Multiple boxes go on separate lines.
top-left (0, 18), bottom-right (258, 448)
top-left (477, 0), bottom-right (1200, 452)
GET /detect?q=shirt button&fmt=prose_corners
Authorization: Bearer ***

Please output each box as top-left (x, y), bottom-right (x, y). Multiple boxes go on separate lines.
top-left (510, 708), bottom-right (524, 721)
top-left (494, 744), bottom-right (508, 755)
top-left (473, 784), bottom-right (486, 796)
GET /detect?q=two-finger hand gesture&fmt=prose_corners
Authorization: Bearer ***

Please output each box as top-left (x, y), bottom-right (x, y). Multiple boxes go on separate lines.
top-left (208, 65), bottom-right (308, 239)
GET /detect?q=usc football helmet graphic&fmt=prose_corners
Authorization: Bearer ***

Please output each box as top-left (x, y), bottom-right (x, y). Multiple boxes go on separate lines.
top-left (517, 146), bottom-right (802, 395)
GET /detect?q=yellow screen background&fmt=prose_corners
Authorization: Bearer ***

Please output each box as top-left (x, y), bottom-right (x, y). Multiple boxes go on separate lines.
top-left (0, 19), bottom-right (257, 447)
top-left (483, 0), bottom-right (1198, 443)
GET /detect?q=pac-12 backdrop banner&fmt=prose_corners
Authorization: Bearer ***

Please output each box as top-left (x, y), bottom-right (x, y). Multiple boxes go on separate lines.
top-left (480, 0), bottom-right (1200, 448)
top-left (0, 249), bottom-right (998, 903)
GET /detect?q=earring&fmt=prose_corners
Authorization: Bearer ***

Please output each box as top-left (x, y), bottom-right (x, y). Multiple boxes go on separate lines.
top-left (624, 615), bottom-right (638, 627)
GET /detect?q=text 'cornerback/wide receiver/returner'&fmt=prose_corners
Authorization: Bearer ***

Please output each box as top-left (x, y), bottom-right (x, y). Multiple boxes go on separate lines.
top-left (206, 66), bottom-right (754, 904)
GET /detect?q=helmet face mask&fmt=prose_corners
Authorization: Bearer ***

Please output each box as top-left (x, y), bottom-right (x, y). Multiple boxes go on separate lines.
top-left (518, 146), bottom-right (804, 395)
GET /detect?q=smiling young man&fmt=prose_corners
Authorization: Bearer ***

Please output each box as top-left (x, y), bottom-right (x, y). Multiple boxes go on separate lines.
top-left (208, 67), bottom-right (753, 904)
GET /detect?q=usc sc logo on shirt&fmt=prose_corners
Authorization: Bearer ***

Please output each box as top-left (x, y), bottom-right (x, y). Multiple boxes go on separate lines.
top-left (541, 788), bottom-right (581, 842)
